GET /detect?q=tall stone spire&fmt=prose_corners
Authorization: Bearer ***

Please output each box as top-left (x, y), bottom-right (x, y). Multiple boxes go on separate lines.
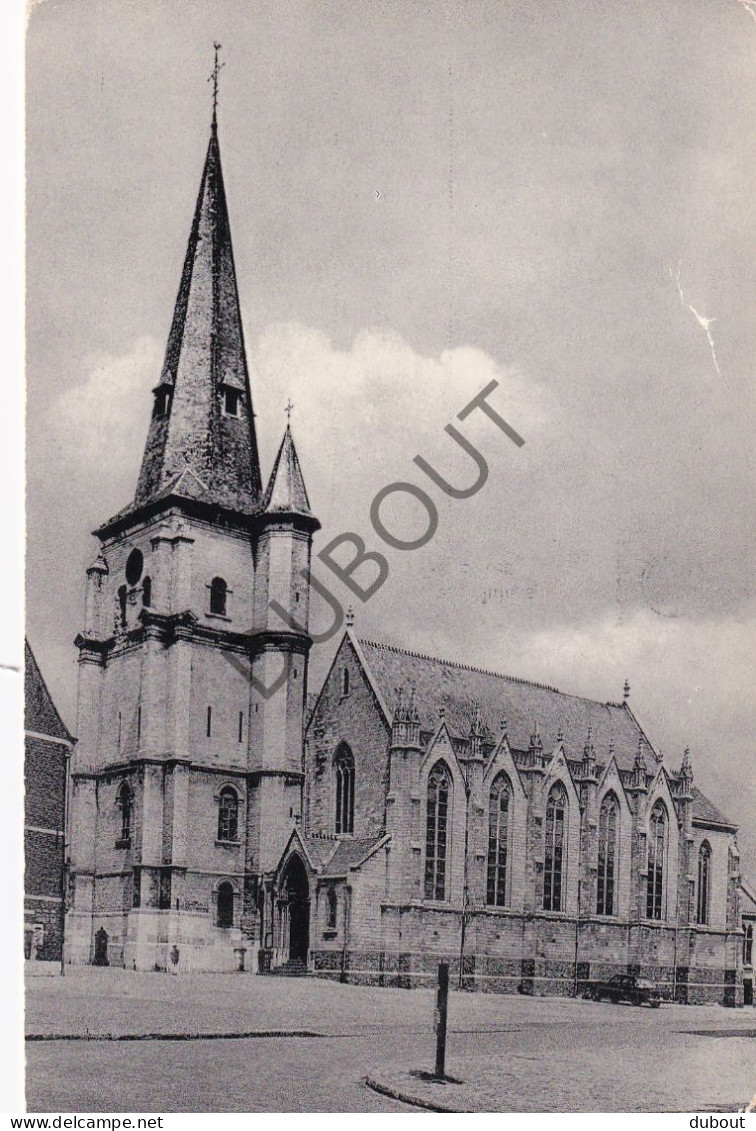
top-left (132, 114), bottom-right (262, 518)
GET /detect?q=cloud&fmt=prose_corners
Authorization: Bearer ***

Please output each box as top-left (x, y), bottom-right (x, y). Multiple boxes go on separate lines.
top-left (48, 335), bottom-right (160, 466)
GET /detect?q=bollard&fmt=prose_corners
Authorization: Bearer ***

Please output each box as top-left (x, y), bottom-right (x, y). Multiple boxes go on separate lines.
top-left (434, 961), bottom-right (449, 1079)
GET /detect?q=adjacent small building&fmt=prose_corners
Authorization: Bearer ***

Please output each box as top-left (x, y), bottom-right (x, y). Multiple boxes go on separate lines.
top-left (25, 640), bottom-right (73, 961)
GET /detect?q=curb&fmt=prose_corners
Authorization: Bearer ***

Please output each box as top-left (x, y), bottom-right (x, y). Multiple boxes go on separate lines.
top-left (364, 1076), bottom-right (459, 1113)
top-left (26, 1030), bottom-right (326, 1043)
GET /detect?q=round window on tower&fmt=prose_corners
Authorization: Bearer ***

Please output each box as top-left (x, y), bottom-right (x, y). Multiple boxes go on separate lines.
top-left (125, 548), bottom-right (144, 587)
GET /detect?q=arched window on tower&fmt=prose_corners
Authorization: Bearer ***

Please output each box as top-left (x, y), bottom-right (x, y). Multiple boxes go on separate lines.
top-left (486, 773), bottom-right (511, 907)
top-left (142, 576), bottom-right (151, 608)
top-left (334, 744), bottom-right (355, 835)
top-left (116, 781), bottom-right (133, 845)
top-left (425, 762), bottom-right (451, 902)
top-left (218, 787), bottom-right (239, 843)
top-left (744, 923), bottom-right (754, 967)
top-left (209, 577), bottom-right (228, 616)
top-left (543, 782), bottom-right (567, 912)
top-left (646, 801), bottom-right (667, 920)
top-left (596, 792), bottom-right (619, 916)
top-left (697, 841), bottom-right (712, 925)
top-left (217, 881), bottom-right (234, 928)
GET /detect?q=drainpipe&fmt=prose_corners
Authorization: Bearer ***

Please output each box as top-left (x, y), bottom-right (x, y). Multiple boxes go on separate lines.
top-left (340, 884), bottom-right (351, 983)
top-left (457, 771), bottom-right (472, 990)
top-left (60, 745), bottom-right (72, 976)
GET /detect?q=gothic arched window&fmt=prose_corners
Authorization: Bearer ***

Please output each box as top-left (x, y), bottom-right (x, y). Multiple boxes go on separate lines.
top-left (425, 761), bottom-right (451, 901)
top-left (117, 781), bottom-right (133, 844)
top-left (646, 801), bottom-right (667, 920)
top-left (543, 782), bottom-right (567, 912)
top-left (218, 787), bottom-right (239, 842)
top-left (697, 841), bottom-right (712, 925)
top-left (217, 881), bottom-right (234, 928)
top-left (744, 923), bottom-right (754, 967)
top-left (486, 773), bottom-right (511, 907)
top-left (334, 744), bottom-right (355, 835)
top-left (209, 577), bottom-right (228, 616)
top-left (596, 792), bottom-right (619, 916)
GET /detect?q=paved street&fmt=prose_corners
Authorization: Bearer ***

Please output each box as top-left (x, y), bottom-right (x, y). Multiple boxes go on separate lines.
top-left (25, 969), bottom-right (756, 1113)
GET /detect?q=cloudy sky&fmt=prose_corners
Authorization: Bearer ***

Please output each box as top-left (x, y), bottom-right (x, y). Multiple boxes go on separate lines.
top-left (26, 0), bottom-right (755, 871)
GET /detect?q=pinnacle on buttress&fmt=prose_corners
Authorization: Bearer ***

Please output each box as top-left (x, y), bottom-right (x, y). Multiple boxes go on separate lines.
top-left (583, 725), bottom-right (595, 760)
top-left (469, 701), bottom-right (485, 738)
top-left (631, 736), bottom-right (648, 789)
top-left (391, 686), bottom-right (421, 749)
top-left (528, 724), bottom-right (544, 767)
top-left (680, 745), bottom-right (694, 785)
top-left (468, 700), bottom-right (485, 761)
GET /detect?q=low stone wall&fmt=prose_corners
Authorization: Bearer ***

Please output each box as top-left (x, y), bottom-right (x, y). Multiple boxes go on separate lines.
top-left (310, 948), bottom-right (742, 1004)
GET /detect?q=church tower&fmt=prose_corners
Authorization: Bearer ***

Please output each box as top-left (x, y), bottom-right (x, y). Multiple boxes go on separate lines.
top-left (67, 90), bottom-right (319, 972)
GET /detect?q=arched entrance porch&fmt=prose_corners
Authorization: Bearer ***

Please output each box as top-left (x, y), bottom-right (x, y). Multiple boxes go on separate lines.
top-left (279, 854), bottom-right (310, 965)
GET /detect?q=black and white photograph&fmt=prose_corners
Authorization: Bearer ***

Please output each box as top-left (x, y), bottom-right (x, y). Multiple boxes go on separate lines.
top-left (11, 0), bottom-right (756, 1115)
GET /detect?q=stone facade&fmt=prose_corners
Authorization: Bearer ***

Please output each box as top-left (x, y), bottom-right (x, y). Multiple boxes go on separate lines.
top-left (296, 633), bottom-right (745, 1006)
top-left (66, 119), bottom-right (319, 974)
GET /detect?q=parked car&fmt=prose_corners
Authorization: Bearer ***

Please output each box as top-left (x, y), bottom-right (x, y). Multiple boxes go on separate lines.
top-left (587, 974), bottom-right (662, 1007)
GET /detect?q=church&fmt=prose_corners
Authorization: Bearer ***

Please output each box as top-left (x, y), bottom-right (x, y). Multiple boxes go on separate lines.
top-left (66, 106), bottom-right (746, 1005)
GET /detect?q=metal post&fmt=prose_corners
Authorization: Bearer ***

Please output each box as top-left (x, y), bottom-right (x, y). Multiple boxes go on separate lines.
top-left (59, 747), bottom-right (72, 976)
top-left (434, 961), bottom-right (449, 1079)
top-left (458, 774), bottom-right (471, 990)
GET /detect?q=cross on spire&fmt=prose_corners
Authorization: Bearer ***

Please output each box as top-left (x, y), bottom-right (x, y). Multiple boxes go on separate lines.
top-left (209, 42), bottom-right (224, 129)
top-left (285, 398), bottom-right (295, 422)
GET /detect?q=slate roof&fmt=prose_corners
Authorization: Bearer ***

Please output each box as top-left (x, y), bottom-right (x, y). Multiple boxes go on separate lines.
top-left (741, 879), bottom-right (756, 916)
top-left (300, 834), bottom-right (386, 876)
top-left (354, 636), bottom-right (736, 829)
top-left (320, 836), bottom-right (387, 876)
top-left (690, 787), bottom-right (737, 830)
top-left (358, 637), bottom-right (650, 771)
top-left (125, 121), bottom-right (263, 525)
top-left (300, 835), bottom-right (338, 870)
top-left (24, 640), bottom-right (73, 742)
top-left (262, 425), bottom-right (314, 517)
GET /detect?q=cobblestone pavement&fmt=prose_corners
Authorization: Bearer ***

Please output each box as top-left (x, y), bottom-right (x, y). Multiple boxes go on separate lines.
top-left (25, 970), bottom-right (756, 1113)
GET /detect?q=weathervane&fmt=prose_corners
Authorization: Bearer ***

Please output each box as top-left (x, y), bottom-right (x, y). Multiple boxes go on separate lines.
top-left (285, 398), bottom-right (295, 422)
top-left (209, 42), bottom-right (224, 127)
